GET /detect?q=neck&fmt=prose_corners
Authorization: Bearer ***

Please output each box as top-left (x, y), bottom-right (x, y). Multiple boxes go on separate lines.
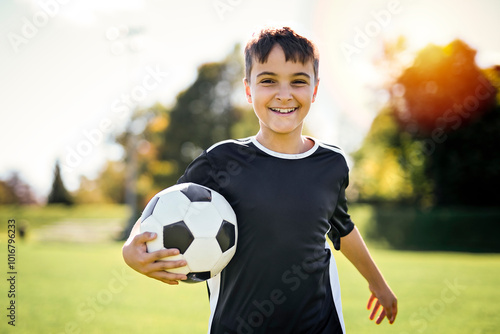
top-left (255, 131), bottom-right (312, 154)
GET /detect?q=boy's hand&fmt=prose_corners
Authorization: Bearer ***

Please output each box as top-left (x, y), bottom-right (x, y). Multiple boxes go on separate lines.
top-left (122, 231), bottom-right (188, 285)
top-left (339, 227), bottom-right (397, 325)
top-left (367, 285), bottom-right (398, 324)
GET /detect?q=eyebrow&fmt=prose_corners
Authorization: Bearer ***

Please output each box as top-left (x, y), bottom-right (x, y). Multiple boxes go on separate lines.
top-left (256, 71), bottom-right (311, 79)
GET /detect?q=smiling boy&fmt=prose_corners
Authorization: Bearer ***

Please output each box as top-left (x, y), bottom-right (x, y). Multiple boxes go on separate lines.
top-left (244, 38), bottom-right (318, 154)
top-left (123, 26), bottom-right (397, 333)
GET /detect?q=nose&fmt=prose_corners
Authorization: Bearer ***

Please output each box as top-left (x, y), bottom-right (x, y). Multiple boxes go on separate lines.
top-left (275, 83), bottom-right (292, 101)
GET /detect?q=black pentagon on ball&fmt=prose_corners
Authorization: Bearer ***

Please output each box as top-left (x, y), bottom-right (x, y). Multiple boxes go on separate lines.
top-left (216, 220), bottom-right (236, 253)
top-left (141, 196), bottom-right (159, 222)
top-left (163, 221), bottom-right (194, 254)
top-left (185, 271), bottom-right (212, 283)
top-left (180, 183), bottom-right (212, 202)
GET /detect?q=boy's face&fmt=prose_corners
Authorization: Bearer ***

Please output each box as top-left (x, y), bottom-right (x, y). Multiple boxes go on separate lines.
top-left (244, 45), bottom-right (319, 139)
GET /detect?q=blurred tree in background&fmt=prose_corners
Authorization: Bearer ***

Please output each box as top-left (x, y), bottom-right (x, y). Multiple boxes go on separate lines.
top-left (47, 160), bottom-right (74, 205)
top-left (96, 45), bottom-right (258, 236)
top-left (73, 161), bottom-right (126, 204)
top-left (353, 39), bottom-right (500, 208)
top-left (352, 39), bottom-right (500, 251)
top-left (0, 172), bottom-right (38, 205)
top-left (119, 45), bottom-right (256, 206)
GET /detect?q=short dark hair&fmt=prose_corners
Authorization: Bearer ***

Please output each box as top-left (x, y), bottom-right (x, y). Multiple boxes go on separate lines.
top-left (244, 26), bottom-right (319, 83)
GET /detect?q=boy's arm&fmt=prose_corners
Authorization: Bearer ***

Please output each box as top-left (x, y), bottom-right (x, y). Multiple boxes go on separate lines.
top-left (340, 226), bottom-right (398, 324)
top-left (122, 218), bottom-right (188, 285)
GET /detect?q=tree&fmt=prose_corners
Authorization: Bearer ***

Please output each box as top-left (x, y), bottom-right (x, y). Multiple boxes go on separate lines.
top-left (393, 40), bottom-right (496, 134)
top-left (73, 160), bottom-right (126, 204)
top-left (0, 180), bottom-right (18, 204)
top-left (47, 160), bottom-right (74, 205)
top-left (157, 44), bottom-right (256, 183)
top-left (351, 107), bottom-right (430, 205)
top-left (351, 40), bottom-right (500, 251)
top-left (115, 45), bottom-right (257, 238)
top-left (353, 39), bottom-right (500, 207)
top-left (0, 172), bottom-right (38, 205)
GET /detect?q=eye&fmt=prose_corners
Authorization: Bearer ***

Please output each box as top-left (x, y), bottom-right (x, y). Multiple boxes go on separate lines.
top-left (292, 80), bottom-right (308, 85)
top-left (260, 79), bottom-right (275, 84)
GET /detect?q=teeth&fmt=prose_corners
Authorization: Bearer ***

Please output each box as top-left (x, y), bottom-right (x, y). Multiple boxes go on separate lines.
top-left (270, 107), bottom-right (296, 113)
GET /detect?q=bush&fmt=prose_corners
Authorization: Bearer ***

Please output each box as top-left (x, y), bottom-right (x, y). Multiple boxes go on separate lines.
top-left (367, 205), bottom-right (500, 252)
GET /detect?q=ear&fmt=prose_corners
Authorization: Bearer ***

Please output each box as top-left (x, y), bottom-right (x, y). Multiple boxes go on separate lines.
top-left (243, 78), bottom-right (252, 103)
top-left (312, 78), bottom-right (320, 103)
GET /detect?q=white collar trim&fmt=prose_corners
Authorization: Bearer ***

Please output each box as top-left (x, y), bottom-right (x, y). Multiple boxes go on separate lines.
top-left (250, 136), bottom-right (319, 160)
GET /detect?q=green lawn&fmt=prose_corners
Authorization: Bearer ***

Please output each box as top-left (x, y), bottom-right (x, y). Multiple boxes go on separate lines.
top-left (0, 204), bottom-right (130, 232)
top-left (9, 242), bottom-right (211, 334)
top-left (1, 205), bottom-right (499, 333)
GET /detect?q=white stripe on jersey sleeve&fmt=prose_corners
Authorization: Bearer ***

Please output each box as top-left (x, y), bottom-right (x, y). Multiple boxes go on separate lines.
top-left (316, 140), bottom-right (351, 169)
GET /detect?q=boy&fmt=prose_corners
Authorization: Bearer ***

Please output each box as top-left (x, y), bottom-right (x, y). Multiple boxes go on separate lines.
top-left (123, 26), bottom-right (397, 333)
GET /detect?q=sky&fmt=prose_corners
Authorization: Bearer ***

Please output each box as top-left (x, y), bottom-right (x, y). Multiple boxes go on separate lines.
top-left (1, 0), bottom-right (499, 199)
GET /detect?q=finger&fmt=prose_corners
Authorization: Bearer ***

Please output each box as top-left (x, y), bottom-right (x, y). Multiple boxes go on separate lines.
top-left (133, 231), bottom-right (157, 244)
top-left (150, 258), bottom-right (187, 271)
top-left (147, 248), bottom-right (181, 262)
top-left (148, 269), bottom-right (188, 284)
top-left (367, 293), bottom-right (376, 310)
top-left (369, 301), bottom-right (381, 320)
top-left (389, 303), bottom-right (398, 324)
top-left (138, 249), bottom-right (183, 275)
top-left (150, 274), bottom-right (184, 285)
top-left (376, 308), bottom-right (387, 324)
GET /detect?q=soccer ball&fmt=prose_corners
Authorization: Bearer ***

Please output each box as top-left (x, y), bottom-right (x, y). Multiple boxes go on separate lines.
top-left (140, 183), bottom-right (238, 283)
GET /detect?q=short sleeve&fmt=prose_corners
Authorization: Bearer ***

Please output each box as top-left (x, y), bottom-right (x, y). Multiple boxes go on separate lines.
top-left (327, 175), bottom-right (355, 250)
top-left (177, 151), bottom-right (220, 192)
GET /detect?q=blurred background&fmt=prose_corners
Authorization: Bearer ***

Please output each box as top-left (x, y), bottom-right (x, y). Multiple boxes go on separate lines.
top-left (1, 0), bottom-right (500, 333)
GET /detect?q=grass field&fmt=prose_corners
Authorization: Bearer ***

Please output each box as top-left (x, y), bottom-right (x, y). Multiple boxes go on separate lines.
top-left (1, 204), bottom-right (499, 333)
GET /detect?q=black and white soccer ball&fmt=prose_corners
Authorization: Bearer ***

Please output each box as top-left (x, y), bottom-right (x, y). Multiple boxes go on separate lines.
top-left (140, 183), bottom-right (237, 283)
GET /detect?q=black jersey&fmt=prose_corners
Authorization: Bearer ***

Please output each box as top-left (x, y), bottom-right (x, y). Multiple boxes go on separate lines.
top-left (178, 136), bottom-right (355, 334)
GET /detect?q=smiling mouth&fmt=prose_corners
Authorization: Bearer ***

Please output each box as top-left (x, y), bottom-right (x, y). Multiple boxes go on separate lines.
top-left (269, 107), bottom-right (298, 114)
